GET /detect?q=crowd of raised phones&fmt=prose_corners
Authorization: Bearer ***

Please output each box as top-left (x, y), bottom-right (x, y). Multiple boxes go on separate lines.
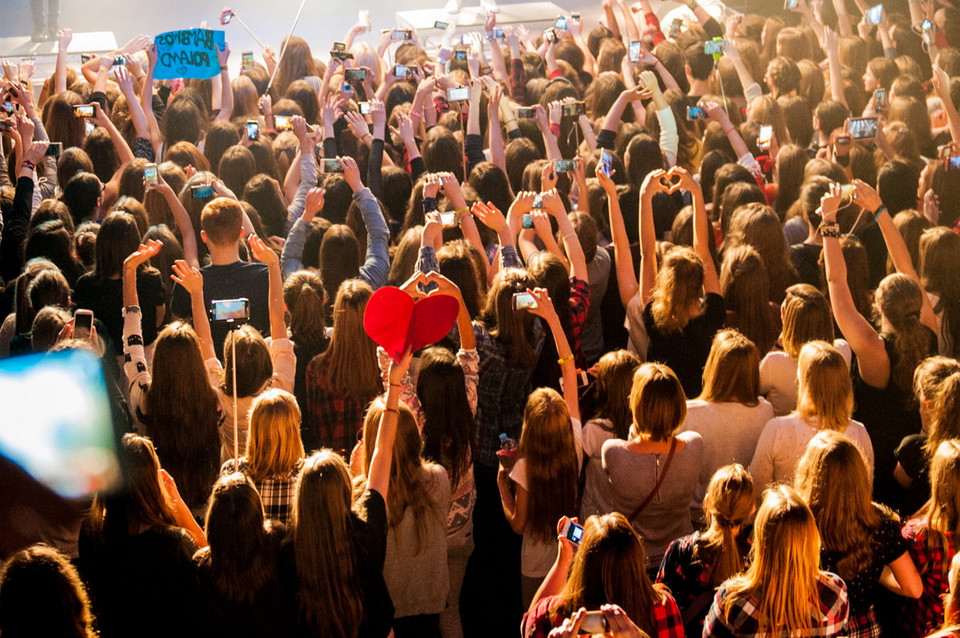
top-left (5, 0), bottom-right (960, 635)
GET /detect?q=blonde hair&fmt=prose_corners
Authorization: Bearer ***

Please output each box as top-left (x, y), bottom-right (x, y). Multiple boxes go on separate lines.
top-left (781, 284), bottom-right (835, 359)
top-left (796, 341), bottom-right (853, 432)
top-left (795, 430), bottom-right (885, 581)
top-left (699, 330), bottom-right (761, 406)
top-left (920, 439), bottom-right (960, 576)
top-left (697, 464), bottom-right (756, 586)
top-left (722, 485), bottom-right (823, 632)
top-left (319, 279), bottom-right (380, 401)
top-left (629, 363), bottom-right (687, 441)
top-left (245, 389), bottom-right (305, 482)
top-left (650, 246), bottom-right (704, 334)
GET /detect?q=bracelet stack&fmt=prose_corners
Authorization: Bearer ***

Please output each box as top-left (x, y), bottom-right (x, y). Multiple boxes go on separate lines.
top-left (818, 222), bottom-right (841, 238)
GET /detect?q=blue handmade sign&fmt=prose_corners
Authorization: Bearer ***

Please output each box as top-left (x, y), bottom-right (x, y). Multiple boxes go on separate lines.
top-left (154, 28), bottom-right (225, 80)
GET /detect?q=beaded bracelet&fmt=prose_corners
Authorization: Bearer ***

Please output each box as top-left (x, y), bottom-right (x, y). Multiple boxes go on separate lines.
top-left (818, 222), bottom-right (841, 238)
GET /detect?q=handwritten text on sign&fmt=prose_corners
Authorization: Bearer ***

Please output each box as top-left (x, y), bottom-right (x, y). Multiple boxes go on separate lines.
top-left (154, 29), bottom-right (225, 80)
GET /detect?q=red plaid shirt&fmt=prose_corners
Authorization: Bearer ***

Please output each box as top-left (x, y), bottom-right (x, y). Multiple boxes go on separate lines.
top-left (522, 592), bottom-right (684, 638)
top-left (304, 356), bottom-right (376, 458)
top-left (900, 517), bottom-right (958, 638)
top-left (703, 572), bottom-right (849, 637)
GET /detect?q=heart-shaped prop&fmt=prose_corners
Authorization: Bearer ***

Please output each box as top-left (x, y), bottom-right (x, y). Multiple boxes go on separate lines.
top-left (363, 286), bottom-right (460, 362)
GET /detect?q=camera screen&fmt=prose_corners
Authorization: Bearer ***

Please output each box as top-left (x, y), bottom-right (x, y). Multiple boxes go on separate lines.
top-left (322, 159), bottom-right (343, 173)
top-left (447, 87), bottom-right (469, 101)
top-left (513, 292), bottom-right (538, 310)
top-left (554, 160), bottom-right (576, 173)
top-left (143, 164), bottom-right (159, 184)
top-left (849, 118), bottom-right (878, 139)
top-left (211, 298), bottom-right (250, 322)
top-left (275, 115), bottom-right (293, 131)
top-left (192, 185), bottom-right (214, 199)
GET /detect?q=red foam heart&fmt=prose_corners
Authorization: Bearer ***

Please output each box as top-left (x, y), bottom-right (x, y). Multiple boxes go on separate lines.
top-left (363, 286), bottom-right (460, 362)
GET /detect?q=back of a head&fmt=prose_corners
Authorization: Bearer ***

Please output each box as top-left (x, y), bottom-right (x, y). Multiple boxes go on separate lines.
top-left (629, 363), bottom-right (687, 440)
top-left (700, 328), bottom-right (762, 404)
top-left (94, 212), bottom-right (141, 280)
top-left (684, 42), bottom-right (714, 82)
top-left (204, 120), bottom-right (242, 176)
top-left (162, 91), bottom-right (205, 147)
top-left (62, 172), bottom-right (101, 226)
top-left (319, 225), bottom-right (361, 303)
top-left (242, 173), bottom-right (287, 239)
top-left (57, 147), bottom-right (94, 189)
top-left (200, 197), bottom-right (243, 247)
top-left (927, 439), bottom-right (960, 539)
top-left (218, 145), bottom-right (257, 198)
top-left (878, 159), bottom-right (922, 216)
top-left (782, 284), bottom-right (834, 358)
top-left (422, 127), bottom-right (464, 182)
top-left (700, 464), bottom-right (755, 585)
top-left (877, 272), bottom-right (930, 391)
top-left (797, 341), bottom-right (853, 431)
top-left (247, 389), bottom-right (304, 481)
top-left (283, 270), bottom-right (327, 350)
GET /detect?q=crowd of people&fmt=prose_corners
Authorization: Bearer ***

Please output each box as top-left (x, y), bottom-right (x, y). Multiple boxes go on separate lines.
top-left (2, 0), bottom-right (960, 635)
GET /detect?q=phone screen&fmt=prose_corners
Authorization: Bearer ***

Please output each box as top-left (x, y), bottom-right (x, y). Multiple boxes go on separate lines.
top-left (74, 104), bottom-right (95, 118)
top-left (758, 125), bottom-right (773, 149)
top-left (275, 115), bottom-right (293, 131)
top-left (242, 52), bottom-right (254, 71)
top-left (867, 4), bottom-right (883, 25)
top-left (0, 350), bottom-right (120, 497)
top-left (516, 107), bottom-right (536, 119)
top-left (629, 41), bottom-right (642, 63)
top-left (321, 159), bottom-right (343, 173)
top-left (849, 117), bottom-right (878, 140)
top-left (440, 212), bottom-right (457, 228)
top-left (600, 150), bottom-right (613, 177)
top-left (522, 213), bottom-right (534, 229)
top-left (210, 298), bottom-right (250, 322)
top-left (686, 106), bottom-right (706, 120)
top-left (143, 164), bottom-right (159, 185)
top-left (555, 16), bottom-right (567, 30)
top-left (554, 160), bottom-right (576, 173)
top-left (192, 185), bottom-right (214, 199)
top-left (246, 120), bottom-right (259, 141)
top-left (564, 521), bottom-right (584, 544)
top-left (513, 292), bottom-right (538, 310)
top-left (74, 310), bottom-right (93, 340)
top-left (447, 87), bottom-right (469, 101)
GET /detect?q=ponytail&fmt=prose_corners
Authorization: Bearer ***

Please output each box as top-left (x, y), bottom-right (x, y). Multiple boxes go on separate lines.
top-left (283, 270), bottom-right (327, 353)
top-left (696, 464), bottom-right (756, 586)
top-left (878, 274), bottom-right (932, 394)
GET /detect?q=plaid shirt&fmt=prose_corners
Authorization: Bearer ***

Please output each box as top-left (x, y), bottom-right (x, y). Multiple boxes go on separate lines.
top-left (304, 356), bottom-right (376, 459)
top-left (568, 277), bottom-right (590, 366)
top-left (220, 458), bottom-right (303, 526)
top-left (703, 572), bottom-right (849, 637)
top-left (900, 517), bottom-right (958, 638)
top-left (522, 592), bottom-right (684, 638)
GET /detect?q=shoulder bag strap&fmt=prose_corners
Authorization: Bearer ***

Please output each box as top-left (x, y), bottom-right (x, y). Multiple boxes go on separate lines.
top-left (627, 437), bottom-right (678, 522)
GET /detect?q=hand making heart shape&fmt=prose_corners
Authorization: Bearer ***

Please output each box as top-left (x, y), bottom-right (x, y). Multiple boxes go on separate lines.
top-left (643, 166), bottom-right (694, 197)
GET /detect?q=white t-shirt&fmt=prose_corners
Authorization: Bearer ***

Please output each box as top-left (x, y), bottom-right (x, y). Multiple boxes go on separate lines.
top-left (759, 339), bottom-right (852, 415)
top-left (580, 419), bottom-right (620, 519)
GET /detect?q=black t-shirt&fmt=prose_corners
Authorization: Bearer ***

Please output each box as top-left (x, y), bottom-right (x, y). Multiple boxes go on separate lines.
top-left (78, 523), bottom-right (198, 638)
top-left (789, 242), bottom-right (823, 288)
top-left (74, 269), bottom-right (166, 355)
top-left (643, 292), bottom-right (726, 398)
top-left (280, 488), bottom-right (394, 638)
top-left (170, 260), bottom-right (270, 353)
top-left (896, 433), bottom-right (930, 516)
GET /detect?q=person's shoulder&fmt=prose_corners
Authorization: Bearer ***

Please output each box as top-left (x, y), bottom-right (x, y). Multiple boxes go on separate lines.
top-left (601, 437), bottom-right (629, 456)
top-left (817, 571), bottom-right (848, 598)
top-left (678, 430), bottom-right (703, 448)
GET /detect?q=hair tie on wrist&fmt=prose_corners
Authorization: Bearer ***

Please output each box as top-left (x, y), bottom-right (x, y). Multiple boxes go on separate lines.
top-left (383, 407), bottom-right (399, 414)
top-left (872, 205), bottom-right (888, 221)
top-left (558, 354), bottom-right (574, 365)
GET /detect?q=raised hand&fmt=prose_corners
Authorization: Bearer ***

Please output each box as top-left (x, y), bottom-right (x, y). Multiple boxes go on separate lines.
top-left (525, 287), bottom-right (557, 320)
top-left (471, 200), bottom-right (508, 233)
top-left (304, 187), bottom-right (326, 222)
top-left (123, 240), bottom-right (164, 272)
top-left (541, 162), bottom-right (558, 192)
top-left (423, 172), bottom-right (442, 199)
top-left (338, 155), bottom-right (364, 191)
top-left (171, 259), bottom-right (204, 295)
top-left (248, 234), bottom-right (279, 266)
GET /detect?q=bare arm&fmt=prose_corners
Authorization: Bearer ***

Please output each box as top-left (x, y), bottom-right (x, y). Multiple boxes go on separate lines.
top-left (682, 167), bottom-right (720, 295)
top-left (598, 165), bottom-right (639, 307)
top-left (55, 28), bottom-right (71, 95)
top-left (171, 261), bottom-right (217, 362)
top-left (214, 43), bottom-right (234, 122)
top-left (368, 353), bottom-right (414, 497)
top-left (638, 170), bottom-right (664, 306)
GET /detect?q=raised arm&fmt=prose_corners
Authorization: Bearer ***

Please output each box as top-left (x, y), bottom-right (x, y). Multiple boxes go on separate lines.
top-left (543, 189), bottom-right (588, 284)
top-left (146, 174), bottom-right (199, 268)
top-left (248, 234), bottom-right (287, 341)
top-left (114, 66), bottom-right (151, 147)
top-left (820, 26), bottom-right (847, 107)
top-left (55, 28), bottom-right (71, 95)
top-left (639, 70), bottom-right (677, 168)
top-left (214, 43), bottom-right (234, 121)
top-left (90, 102), bottom-right (134, 165)
top-left (678, 166), bottom-right (719, 295)
top-left (428, 272), bottom-right (476, 350)
top-left (341, 156), bottom-right (390, 289)
top-left (170, 260), bottom-right (217, 362)
top-left (368, 351), bottom-right (414, 497)
top-left (527, 287), bottom-right (580, 422)
top-left (638, 170), bottom-right (665, 306)
top-left (281, 187), bottom-right (324, 278)
top-left (599, 87), bottom-right (647, 148)
top-left (142, 44), bottom-right (163, 155)
top-left (820, 183), bottom-right (890, 388)
top-left (933, 64), bottom-right (960, 147)
top-left (597, 163), bottom-right (639, 307)
top-left (534, 104), bottom-right (563, 161)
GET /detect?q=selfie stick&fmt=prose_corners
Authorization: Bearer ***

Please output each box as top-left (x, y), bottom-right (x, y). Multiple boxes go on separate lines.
top-left (265, 0), bottom-right (309, 93)
top-left (232, 330), bottom-right (239, 464)
top-left (232, 14), bottom-right (267, 50)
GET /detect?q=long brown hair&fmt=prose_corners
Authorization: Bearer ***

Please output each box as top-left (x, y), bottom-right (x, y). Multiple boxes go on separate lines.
top-left (876, 273), bottom-right (933, 394)
top-left (699, 330), bottom-right (761, 406)
top-left (519, 388), bottom-right (580, 543)
top-left (478, 268), bottom-right (539, 369)
top-left (796, 341), bottom-right (853, 432)
top-left (727, 203), bottom-right (798, 304)
top-left (795, 430), bottom-right (886, 581)
top-left (143, 321), bottom-right (221, 509)
top-left (721, 245), bottom-right (777, 355)
top-left (362, 398), bottom-right (445, 550)
top-left (781, 284), bottom-right (835, 358)
top-left (293, 450), bottom-right (362, 638)
top-left (695, 464), bottom-right (755, 586)
top-left (918, 440), bottom-right (960, 577)
top-left (589, 350), bottom-right (641, 439)
top-left (722, 485), bottom-right (823, 632)
top-left (245, 389), bottom-right (305, 481)
top-left (553, 513), bottom-right (668, 637)
top-left (283, 270), bottom-right (327, 354)
top-left (318, 279), bottom-right (380, 401)
top-left (629, 363), bottom-right (687, 441)
top-left (272, 36), bottom-right (319, 98)
top-left (920, 227), bottom-right (960, 358)
top-left (650, 246), bottom-right (704, 334)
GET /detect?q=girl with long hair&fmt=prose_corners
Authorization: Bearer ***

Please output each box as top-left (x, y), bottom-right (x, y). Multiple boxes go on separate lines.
top-left (219, 389), bottom-right (306, 525)
top-left (284, 351), bottom-right (412, 638)
top-left (821, 180), bottom-right (938, 509)
top-left (580, 349), bottom-right (641, 519)
top-left (919, 227), bottom-right (960, 358)
top-left (930, 554), bottom-right (960, 638)
top-left (796, 430), bottom-right (922, 637)
top-left (683, 330), bottom-right (774, 512)
top-left (498, 287), bottom-right (584, 607)
top-left (282, 268), bottom-right (328, 414)
top-left (750, 341), bottom-right (874, 492)
top-left (720, 244), bottom-right (778, 356)
top-left (703, 485), bottom-right (850, 637)
top-left (760, 283), bottom-right (853, 416)
top-left (726, 202), bottom-right (799, 305)
top-left (122, 241), bottom-right (220, 515)
top-left (658, 464), bottom-right (756, 636)
top-left (304, 278), bottom-right (380, 457)
top-left (78, 434), bottom-right (206, 638)
top-left (194, 473), bottom-right (286, 636)
top-left (601, 363), bottom-right (704, 569)
top-left (522, 512), bottom-right (683, 638)
top-left (899, 440), bottom-right (960, 637)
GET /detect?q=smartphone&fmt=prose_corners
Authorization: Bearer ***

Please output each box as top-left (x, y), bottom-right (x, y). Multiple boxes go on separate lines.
top-left (242, 51), bottom-right (254, 71)
top-left (532, 194), bottom-right (543, 209)
top-left (840, 183), bottom-right (857, 200)
top-left (686, 106), bottom-right (707, 121)
top-left (332, 41), bottom-right (346, 52)
top-left (330, 50), bottom-right (354, 60)
top-left (460, 34), bottom-right (473, 46)
top-left (560, 519), bottom-right (584, 544)
top-left (544, 28), bottom-right (557, 43)
top-left (74, 104), bottom-right (95, 118)
top-left (219, 7), bottom-right (234, 25)
top-left (80, 53), bottom-right (92, 64)
top-left (393, 64), bottom-right (412, 78)
top-left (600, 149), bottom-right (613, 177)
top-left (669, 18), bottom-right (683, 37)
top-left (440, 211), bottom-right (458, 228)
top-left (522, 213), bottom-right (534, 229)
top-left (561, 101), bottom-right (585, 118)
top-left (359, 101), bottom-right (371, 115)
top-left (516, 107), bottom-right (537, 119)
top-left (454, 50), bottom-right (468, 61)
top-left (143, 163), bottom-right (159, 186)
top-left (434, 20), bottom-right (449, 29)
top-left (512, 291), bottom-right (538, 311)
top-left (113, 55), bottom-right (126, 66)
top-left (948, 155), bottom-right (960, 171)
top-left (320, 158), bottom-right (344, 173)
top-left (758, 124), bottom-right (773, 150)
top-left (345, 68), bottom-right (367, 82)
top-left (447, 86), bottom-right (469, 102)
top-left (704, 39), bottom-right (728, 55)
top-left (2, 102), bottom-right (14, 114)
top-left (554, 159), bottom-right (576, 173)
top-left (246, 120), bottom-right (260, 141)
top-left (0, 349), bottom-right (120, 498)
top-left (191, 184), bottom-right (215, 199)
top-left (492, 28), bottom-right (504, 39)
top-left (45, 142), bottom-right (62, 158)
top-left (555, 16), bottom-right (567, 30)
top-left (210, 298), bottom-right (250, 323)
top-left (784, 0), bottom-right (799, 9)
top-left (874, 88), bottom-right (887, 112)
top-left (274, 114), bottom-right (293, 131)
top-left (629, 41), bottom-right (642, 63)
top-left (849, 116), bottom-right (878, 140)
top-left (74, 309), bottom-right (94, 341)
top-left (866, 3), bottom-right (883, 25)
top-left (922, 18), bottom-right (934, 31)
top-left (580, 611), bottom-right (608, 634)
top-left (392, 29), bottom-right (413, 41)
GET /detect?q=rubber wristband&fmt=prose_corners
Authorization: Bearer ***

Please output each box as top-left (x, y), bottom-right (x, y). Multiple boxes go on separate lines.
top-left (872, 205), bottom-right (888, 221)
top-left (383, 408), bottom-right (399, 414)
top-left (558, 354), bottom-right (574, 365)
top-left (21, 161), bottom-right (35, 171)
